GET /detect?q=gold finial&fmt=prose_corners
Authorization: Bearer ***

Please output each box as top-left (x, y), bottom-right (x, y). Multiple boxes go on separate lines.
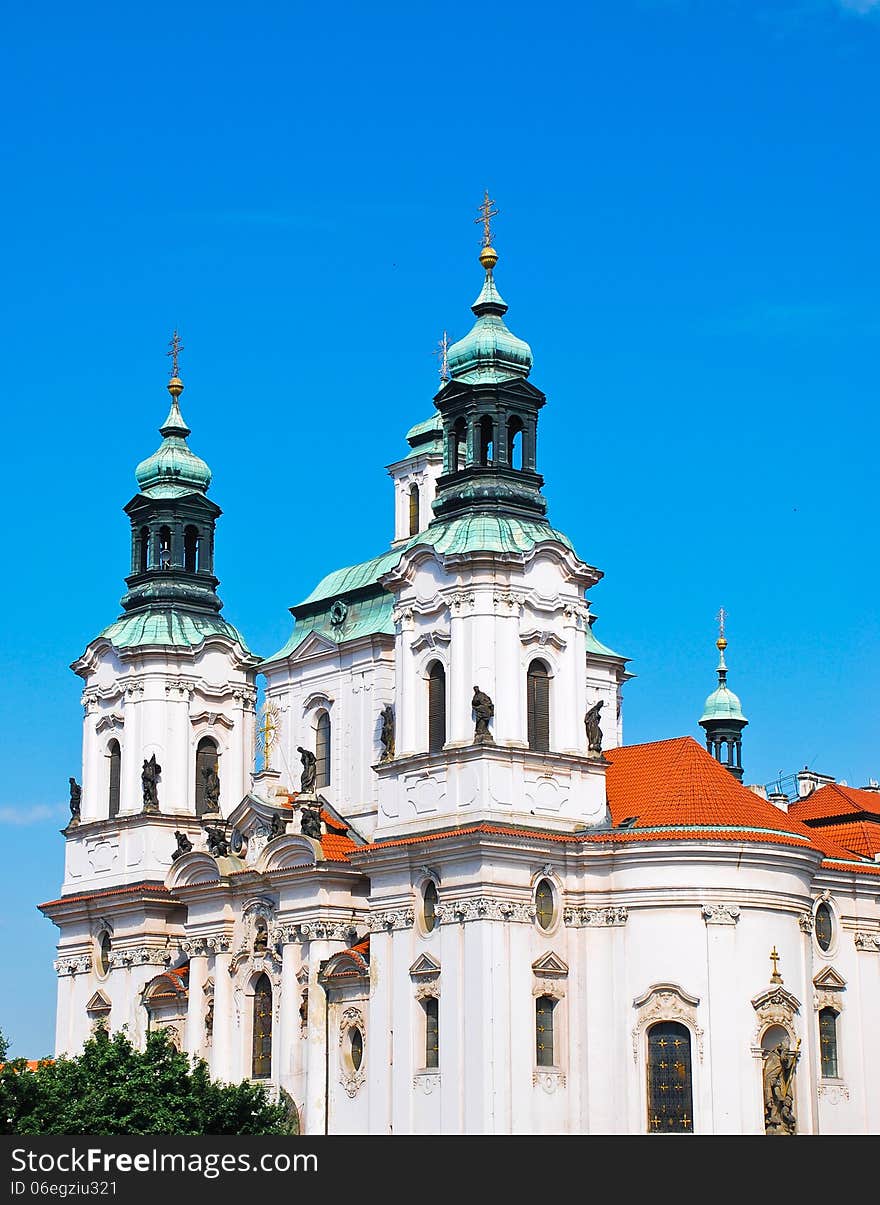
top-left (166, 329), bottom-right (185, 397)
top-left (475, 190), bottom-right (499, 268)
top-left (769, 946), bottom-right (783, 984)
top-left (435, 330), bottom-right (450, 384)
top-left (716, 606), bottom-right (728, 653)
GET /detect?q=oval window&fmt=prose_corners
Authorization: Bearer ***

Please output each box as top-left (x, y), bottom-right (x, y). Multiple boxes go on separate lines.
top-left (349, 1027), bottom-right (363, 1071)
top-left (97, 932), bottom-right (112, 976)
top-left (535, 878), bottom-right (555, 931)
top-left (423, 881), bottom-right (438, 933)
top-left (815, 902), bottom-right (833, 952)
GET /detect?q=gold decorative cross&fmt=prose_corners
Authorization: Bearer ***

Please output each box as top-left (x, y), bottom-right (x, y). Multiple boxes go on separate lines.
top-left (258, 704), bottom-right (277, 769)
top-left (716, 607), bottom-right (727, 640)
top-left (474, 190), bottom-right (499, 247)
top-left (770, 946), bottom-right (783, 984)
top-left (435, 330), bottom-right (450, 383)
top-left (167, 329), bottom-right (184, 378)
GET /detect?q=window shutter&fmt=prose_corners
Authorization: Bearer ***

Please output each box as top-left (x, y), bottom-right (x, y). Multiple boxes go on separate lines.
top-left (108, 741), bottom-right (121, 819)
top-left (527, 662), bottom-right (550, 752)
top-left (428, 664), bottom-right (446, 753)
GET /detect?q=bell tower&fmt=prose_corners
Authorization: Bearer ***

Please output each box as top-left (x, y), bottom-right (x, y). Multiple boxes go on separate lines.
top-left (699, 610), bottom-right (748, 780)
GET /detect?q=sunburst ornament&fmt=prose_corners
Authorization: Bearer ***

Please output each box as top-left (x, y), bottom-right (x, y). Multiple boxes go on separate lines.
top-left (256, 700), bottom-right (280, 772)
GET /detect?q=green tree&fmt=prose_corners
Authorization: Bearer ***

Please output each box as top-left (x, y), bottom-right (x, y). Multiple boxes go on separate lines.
top-left (0, 1029), bottom-right (9, 1061)
top-left (2, 1027), bottom-right (297, 1135)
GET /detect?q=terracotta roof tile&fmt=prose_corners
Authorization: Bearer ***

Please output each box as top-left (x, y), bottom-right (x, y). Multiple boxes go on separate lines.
top-left (808, 821), bottom-right (880, 860)
top-left (39, 881), bottom-right (175, 910)
top-left (789, 783), bottom-right (880, 822)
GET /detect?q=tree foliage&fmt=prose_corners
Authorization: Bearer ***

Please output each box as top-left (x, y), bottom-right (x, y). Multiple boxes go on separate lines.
top-left (1, 1027), bottom-right (296, 1135)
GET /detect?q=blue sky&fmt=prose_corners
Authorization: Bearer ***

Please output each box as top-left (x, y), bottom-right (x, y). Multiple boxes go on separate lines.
top-left (1, 1), bottom-right (878, 1056)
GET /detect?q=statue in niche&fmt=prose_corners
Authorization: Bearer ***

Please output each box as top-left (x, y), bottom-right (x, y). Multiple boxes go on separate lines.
top-left (68, 778), bottom-right (82, 826)
top-left (300, 804), bottom-right (322, 840)
top-left (171, 830), bottom-right (193, 861)
top-left (379, 704), bottom-right (395, 762)
top-left (585, 700), bottom-right (604, 754)
top-left (204, 998), bottom-right (214, 1046)
top-left (763, 1040), bottom-right (800, 1135)
top-left (253, 920), bottom-right (268, 953)
top-left (205, 824), bottom-right (229, 858)
top-left (269, 812), bottom-right (286, 839)
top-left (201, 762), bottom-right (220, 810)
top-left (472, 685), bottom-right (495, 743)
top-left (299, 989), bottom-right (309, 1033)
top-left (141, 754), bottom-right (161, 812)
top-left (297, 746), bottom-right (317, 795)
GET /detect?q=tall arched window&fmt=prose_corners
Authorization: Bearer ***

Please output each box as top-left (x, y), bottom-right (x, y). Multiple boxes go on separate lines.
top-left (252, 973), bottom-right (272, 1079)
top-left (315, 711), bottom-right (331, 789)
top-left (479, 416), bottom-right (494, 466)
top-left (452, 417), bottom-right (467, 470)
top-left (184, 525), bottom-right (199, 572)
top-left (536, 995), bottom-right (556, 1067)
top-left (408, 484), bottom-right (420, 536)
top-left (97, 931), bottom-right (112, 977)
top-left (108, 739), bottom-right (121, 819)
top-left (195, 736), bottom-right (219, 816)
top-left (527, 660), bottom-right (550, 752)
top-left (535, 878), bottom-right (554, 930)
top-left (646, 1021), bottom-right (694, 1132)
top-left (424, 997), bottom-right (439, 1068)
top-left (819, 1008), bottom-right (839, 1078)
top-left (138, 526), bottom-right (150, 572)
top-left (508, 416), bottom-right (524, 469)
top-left (428, 662), bottom-right (446, 753)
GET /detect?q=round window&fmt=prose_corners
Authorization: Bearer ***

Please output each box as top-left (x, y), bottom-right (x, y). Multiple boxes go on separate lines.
top-left (815, 902), bottom-right (833, 952)
top-left (349, 1027), bottom-right (363, 1071)
top-left (535, 878), bottom-right (555, 931)
top-left (423, 881), bottom-right (438, 933)
top-left (97, 932), bottom-right (112, 976)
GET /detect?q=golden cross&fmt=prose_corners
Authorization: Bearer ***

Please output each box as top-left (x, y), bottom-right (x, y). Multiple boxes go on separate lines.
top-left (434, 330), bottom-right (450, 383)
top-left (474, 190), bottom-right (499, 247)
top-left (258, 705), bottom-right (277, 768)
top-left (770, 946), bottom-right (783, 983)
top-left (716, 607), bottom-right (727, 640)
top-left (167, 329), bottom-right (184, 378)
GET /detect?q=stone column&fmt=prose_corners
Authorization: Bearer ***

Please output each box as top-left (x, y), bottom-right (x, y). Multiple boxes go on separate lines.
top-left (209, 941), bottom-right (233, 1081)
top-left (277, 937), bottom-right (299, 1094)
top-left (303, 938), bottom-right (332, 1135)
top-left (183, 945), bottom-right (209, 1058)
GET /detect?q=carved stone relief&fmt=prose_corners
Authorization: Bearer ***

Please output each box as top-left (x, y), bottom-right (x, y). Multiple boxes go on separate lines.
top-left (632, 983), bottom-right (704, 1064)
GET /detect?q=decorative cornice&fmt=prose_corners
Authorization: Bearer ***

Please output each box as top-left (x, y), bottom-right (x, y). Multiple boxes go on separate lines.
top-left (564, 905), bottom-right (628, 928)
top-left (798, 912), bottom-right (814, 934)
top-left (273, 920), bottom-right (362, 944)
top-left (368, 907), bottom-right (415, 932)
top-left (701, 903), bottom-right (741, 926)
top-left (436, 898), bottom-right (534, 924)
top-left (54, 955), bottom-right (91, 976)
top-left (854, 932), bottom-right (880, 952)
top-left (108, 947), bottom-right (172, 969)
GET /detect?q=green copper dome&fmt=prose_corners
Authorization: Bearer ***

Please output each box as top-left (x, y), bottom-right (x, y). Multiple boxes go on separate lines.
top-left (700, 683), bottom-right (747, 724)
top-left (446, 250), bottom-right (533, 384)
top-left (135, 385), bottom-right (212, 498)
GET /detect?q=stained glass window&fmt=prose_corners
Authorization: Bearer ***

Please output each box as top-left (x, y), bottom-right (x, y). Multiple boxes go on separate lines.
top-left (423, 881), bottom-right (438, 933)
top-left (819, 1008), bottom-right (839, 1078)
top-left (252, 973), bottom-right (272, 1079)
top-left (535, 879), bottom-right (554, 931)
top-left (424, 998), bottom-right (439, 1068)
top-left (815, 903), bottom-right (833, 952)
top-left (646, 1021), bottom-right (694, 1133)
top-left (536, 995), bottom-right (555, 1067)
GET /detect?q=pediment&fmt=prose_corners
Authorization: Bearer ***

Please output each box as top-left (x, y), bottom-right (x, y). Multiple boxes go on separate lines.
top-left (165, 851), bottom-right (221, 890)
top-left (289, 631), bottom-right (339, 662)
top-left (86, 990), bottom-right (111, 1014)
top-left (95, 712), bottom-right (125, 734)
top-left (751, 986), bottom-right (801, 1014)
top-left (411, 630), bottom-right (452, 654)
top-left (531, 951), bottom-right (569, 978)
top-left (520, 629), bottom-right (566, 652)
top-left (189, 710), bottom-right (235, 731)
top-left (813, 966), bottom-right (846, 992)
top-left (409, 953), bottom-right (441, 978)
top-left (257, 834), bottom-right (323, 872)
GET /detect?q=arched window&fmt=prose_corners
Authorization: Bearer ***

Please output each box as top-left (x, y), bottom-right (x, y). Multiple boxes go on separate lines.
top-left (315, 711), bottom-right (331, 789)
top-left (108, 739), bottom-right (121, 819)
top-left (97, 931), bottom-right (112, 977)
top-left (252, 974), bottom-right (272, 1079)
top-left (158, 525), bottom-right (172, 570)
top-left (424, 997), bottom-right (439, 1069)
top-left (195, 737), bottom-right (219, 816)
top-left (647, 1021), bottom-right (694, 1132)
top-left (815, 903), bottom-right (833, 952)
top-left (348, 1027), bottom-right (363, 1071)
top-left (423, 881), bottom-right (438, 933)
top-left (138, 526), bottom-right (149, 572)
top-left (408, 484), bottom-right (420, 536)
top-left (508, 416), bottom-right (524, 469)
top-left (452, 417), bottom-right (467, 470)
top-left (535, 878), bottom-right (554, 930)
top-left (819, 1008), bottom-right (839, 1078)
top-left (428, 662), bottom-right (446, 753)
top-left (184, 525), bottom-right (199, 572)
top-left (527, 660), bottom-right (550, 752)
top-left (479, 416), bottom-right (494, 466)
top-left (536, 995), bottom-right (556, 1067)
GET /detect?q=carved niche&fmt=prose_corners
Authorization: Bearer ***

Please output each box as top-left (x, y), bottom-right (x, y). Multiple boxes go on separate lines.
top-left (632, 983), bottom-right (704, 1064)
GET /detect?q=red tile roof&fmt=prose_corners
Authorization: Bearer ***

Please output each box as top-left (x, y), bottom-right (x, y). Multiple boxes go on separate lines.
top-left (39, 881), bottom-right (175, 911)
top-left (805, 821), bottom-right (880, 860)
top-left (789, 783), bottom-right (880, 822)
top-left (319, 809), bottom-right (359, 862)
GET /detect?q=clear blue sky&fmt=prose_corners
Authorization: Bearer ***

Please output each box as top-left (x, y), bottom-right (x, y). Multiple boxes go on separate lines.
top-left (1, 1), bottom-right (878, 1056)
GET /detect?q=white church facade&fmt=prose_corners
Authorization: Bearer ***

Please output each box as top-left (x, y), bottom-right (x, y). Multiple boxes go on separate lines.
top-left (40, 226), bottom-right (880, 1136)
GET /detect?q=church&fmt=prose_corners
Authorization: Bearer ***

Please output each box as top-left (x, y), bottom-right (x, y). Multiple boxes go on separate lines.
top-left (39, 209), bottom-right (880, 1136)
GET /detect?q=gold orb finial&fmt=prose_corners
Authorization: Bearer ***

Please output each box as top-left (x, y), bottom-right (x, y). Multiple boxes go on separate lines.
top-left (166, 329), bottom-right (184, 396)
top-left (167, 376), bottom-right (184, 399)
top-left (479, 244), bottom-right (498, 271)
top-left (716, 635), bottom-right (728, 652)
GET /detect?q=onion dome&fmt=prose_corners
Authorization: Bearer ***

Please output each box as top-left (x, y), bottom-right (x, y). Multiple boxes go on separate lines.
top-left (700, 636), bottom-right (748, 724)
top-left (135, 376), bottom-right (212, 498)
top-left (446, 245), bottom-right (533, 384)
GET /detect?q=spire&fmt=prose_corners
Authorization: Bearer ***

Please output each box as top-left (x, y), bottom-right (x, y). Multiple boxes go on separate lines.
top-left (135, 333), bottom-right (211, 498)
top-left (699, 610), bottom-right (748, 780)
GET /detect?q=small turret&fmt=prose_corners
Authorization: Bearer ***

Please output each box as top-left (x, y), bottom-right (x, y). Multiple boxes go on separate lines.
top-left (699, 610), bottom-right (748, 780)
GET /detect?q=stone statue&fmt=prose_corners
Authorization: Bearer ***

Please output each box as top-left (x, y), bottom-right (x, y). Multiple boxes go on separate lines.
top-left (472, 685), bottom-right (495, 743)
top-left (585, 700), bottom-right (604, 754)
top-left (269, 812), bottom-right (286, 839)
top-left (204, 998), bottom-right (214, 1045)
top-left (297, 746), bottom-right (317, 795)
top-left (205, 824), bottom-right (229, 858)
top-left (379, 704), bottom-right (395, 762)
top-left (300, 804), bottom-right (322, 840)
top-left (68, 777), bottom-right (81, 826)
top-left (171, 830), bottom-right (193, 861)
top-left (201, 762), bottom-right (220, 810)
top-left (142, 754), bottom-right (161, 812)
top-left (253, 921), bottom-right (268, 953)
top-left (763, 1041), bottom-right (800, 1135)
